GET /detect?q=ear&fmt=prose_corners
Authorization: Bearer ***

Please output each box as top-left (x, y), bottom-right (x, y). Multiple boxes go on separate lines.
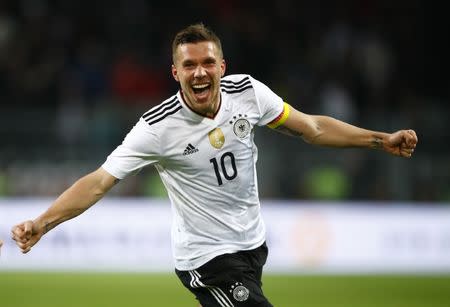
top-left (220, 59), bottom-right (226, 77)
top-left (171, 64), bottom-right (179, 82)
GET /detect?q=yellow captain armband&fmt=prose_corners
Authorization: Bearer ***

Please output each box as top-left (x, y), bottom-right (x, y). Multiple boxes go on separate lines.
top-left (267, 102), bottom-right (291, 129)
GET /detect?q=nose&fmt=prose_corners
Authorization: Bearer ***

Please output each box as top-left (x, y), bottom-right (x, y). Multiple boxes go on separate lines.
top-left (194, 65), bottom-right (207, 78)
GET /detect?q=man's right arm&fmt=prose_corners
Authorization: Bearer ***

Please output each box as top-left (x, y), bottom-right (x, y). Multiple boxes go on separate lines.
top-left (11, 167), bottom-right (119, 253)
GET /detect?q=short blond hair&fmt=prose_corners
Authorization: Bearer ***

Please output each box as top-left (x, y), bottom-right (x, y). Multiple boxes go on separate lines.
top-left (172, 23), bottom-right (223, 63)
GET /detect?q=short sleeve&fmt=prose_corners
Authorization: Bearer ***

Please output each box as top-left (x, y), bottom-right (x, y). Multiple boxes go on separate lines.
top-left (102, 118), bottom-right (160, 179)
top-left (251, 76), bottom-right (284, 126)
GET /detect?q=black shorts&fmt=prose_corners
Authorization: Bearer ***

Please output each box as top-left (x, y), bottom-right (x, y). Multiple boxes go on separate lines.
top-left (175, 242), bottom-right (273, 307)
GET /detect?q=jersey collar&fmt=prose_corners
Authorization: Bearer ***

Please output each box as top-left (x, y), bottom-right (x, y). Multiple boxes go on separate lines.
top-left (177, 90), bottom-right (224, 123)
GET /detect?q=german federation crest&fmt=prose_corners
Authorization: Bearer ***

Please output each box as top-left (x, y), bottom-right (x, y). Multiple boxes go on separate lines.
top-left (230, 282), bottom-right (249, 302)
top-left (233, 118), bottom-right (251, 139)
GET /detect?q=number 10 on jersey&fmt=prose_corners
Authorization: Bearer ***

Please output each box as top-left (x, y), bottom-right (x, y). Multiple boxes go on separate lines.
top-left (209, 152), bottom-right (237, 186)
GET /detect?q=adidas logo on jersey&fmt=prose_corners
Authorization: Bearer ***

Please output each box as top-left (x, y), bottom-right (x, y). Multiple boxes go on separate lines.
top-left (183, 143), bottom-right (199, 156)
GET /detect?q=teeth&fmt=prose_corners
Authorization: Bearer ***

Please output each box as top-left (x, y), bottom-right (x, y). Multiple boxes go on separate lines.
top-left (192, 84), bottom-right (209, 89)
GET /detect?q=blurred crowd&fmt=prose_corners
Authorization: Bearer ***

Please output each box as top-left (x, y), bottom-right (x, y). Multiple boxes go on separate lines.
top-left (0, 0), bottom-right (448, 202)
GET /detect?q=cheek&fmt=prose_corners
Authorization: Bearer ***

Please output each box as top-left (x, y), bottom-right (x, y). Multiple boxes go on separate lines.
top-left (178, 74), bottom-right (189, 86)
top-left (183, 78), bottom-right (193, 88)
top-left (182, 71), bottom-right (194, 81)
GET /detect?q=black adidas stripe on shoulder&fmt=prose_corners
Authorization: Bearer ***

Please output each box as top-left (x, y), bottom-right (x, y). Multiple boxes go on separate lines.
top-left (221, 76), bottom-right (250, 86)
top-left (143, 96), bottom-right (178, 119)
top-left (221, 83), bottom-right (253, 94)
top-left (221, 76), bottom-right (253, 94)
top-left (142, 97), bottom-right (182, 126)
top-left (221, 79), bottom-right (251, 90)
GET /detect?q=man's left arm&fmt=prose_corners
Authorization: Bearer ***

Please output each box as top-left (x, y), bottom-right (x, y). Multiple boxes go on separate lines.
top-left (271, 104), bottom-right (418, 158)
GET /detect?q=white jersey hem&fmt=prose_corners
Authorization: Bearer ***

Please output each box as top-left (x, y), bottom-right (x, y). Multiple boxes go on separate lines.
top-left (174, 238), bottom-right (267, 271)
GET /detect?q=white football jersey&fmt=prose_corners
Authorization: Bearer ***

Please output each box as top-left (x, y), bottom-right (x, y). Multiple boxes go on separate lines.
top-left (102, 74), bottom-right (284, 270)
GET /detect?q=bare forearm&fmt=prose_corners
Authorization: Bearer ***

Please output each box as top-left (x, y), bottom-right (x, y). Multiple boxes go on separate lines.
top-left (277, 108), bottom-right (417, 158)
top-left (276, 107), bottom-right (417, 157)
top-left (34, 170), bottom-right (116, 234)
top-left (306, 115), bottom-right (388, 148)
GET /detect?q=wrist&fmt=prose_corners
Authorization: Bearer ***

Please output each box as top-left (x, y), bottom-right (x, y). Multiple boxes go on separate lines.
top-left (33, 217), bottom-right (51, 235)
top-left (369, 133), bottom-right (388, 150)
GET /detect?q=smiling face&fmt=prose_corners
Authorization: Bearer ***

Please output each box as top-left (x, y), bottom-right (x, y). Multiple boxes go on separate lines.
top-left (172, 41), bottom-right (226, 118)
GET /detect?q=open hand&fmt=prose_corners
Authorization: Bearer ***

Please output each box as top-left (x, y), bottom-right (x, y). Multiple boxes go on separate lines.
top-left (11, 220), bottom-right (44, 254)
top-left (384, 129), bottom-right (418, 158)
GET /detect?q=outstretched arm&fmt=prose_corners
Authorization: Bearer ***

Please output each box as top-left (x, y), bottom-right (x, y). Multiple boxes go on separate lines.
top-left (272, 105), bottom-right (418, 157)
top-left (11, 167), bottom-right (119, 253)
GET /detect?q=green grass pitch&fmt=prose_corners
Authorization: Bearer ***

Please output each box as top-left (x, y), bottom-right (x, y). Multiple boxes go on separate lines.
top-left (1, 272), bottom-right (450, 307)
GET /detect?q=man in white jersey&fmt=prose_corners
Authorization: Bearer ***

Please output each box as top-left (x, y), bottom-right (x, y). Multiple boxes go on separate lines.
top-left (12, 23), bottom-right (418, 306)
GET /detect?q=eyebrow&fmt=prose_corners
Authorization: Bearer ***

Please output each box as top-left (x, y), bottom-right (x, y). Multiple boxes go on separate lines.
top-left (203, 57), bottom-right (216, 63)
top-left (182, 56), bottom-right (217, 66)
top-left (182, 59), bottom-right (195, 66)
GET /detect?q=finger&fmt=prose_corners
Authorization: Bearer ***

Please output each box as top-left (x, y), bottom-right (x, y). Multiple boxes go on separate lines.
top-left (399, 152), bottom-right (411, 158)
top-left (13, 237), bottom-right (29, 244)
top-left (19, 237), bottom-right (39, 254)
top-left (406, 130), bottom-right (418, 145)
top-left (399, 132), bottom-right (416, 149)
top-left (400, 149), bottom-right (413, 158)
top-left (17, 241), bottom-right (28, 250)
top-left (401, 147), bottom-right (414, 153)
top-left (402, 141), bottom-right (416, 150)
top-left (14, 237), bottom-right (30, 249)
top-left (24, 222), bottom-right (33, 240)
top-left (11, 226), bottom-right (25, 241)
top-left (11, 227), bottom-right (28, 243)
top-left (407, 129), bottom-right (417, 139)
top-left (402, 146), bottom-right (414, 153)
top-left (405, 135), bottom-right (415, 147)
top-left (11, 224), bottom-right (24, 236)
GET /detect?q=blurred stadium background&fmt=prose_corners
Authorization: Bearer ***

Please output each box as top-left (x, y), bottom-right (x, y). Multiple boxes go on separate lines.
top-left (1, 1), bottom-right (449, 306)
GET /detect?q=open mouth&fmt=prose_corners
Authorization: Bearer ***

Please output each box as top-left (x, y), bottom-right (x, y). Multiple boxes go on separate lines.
top-left (192, 83), bottom-right (211, 95)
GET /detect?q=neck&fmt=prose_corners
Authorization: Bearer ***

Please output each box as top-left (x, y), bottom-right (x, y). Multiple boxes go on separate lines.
top-left (181, 91), bottom-right (221, 119)
top-left (205, 98), bottom-right (220, 118)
